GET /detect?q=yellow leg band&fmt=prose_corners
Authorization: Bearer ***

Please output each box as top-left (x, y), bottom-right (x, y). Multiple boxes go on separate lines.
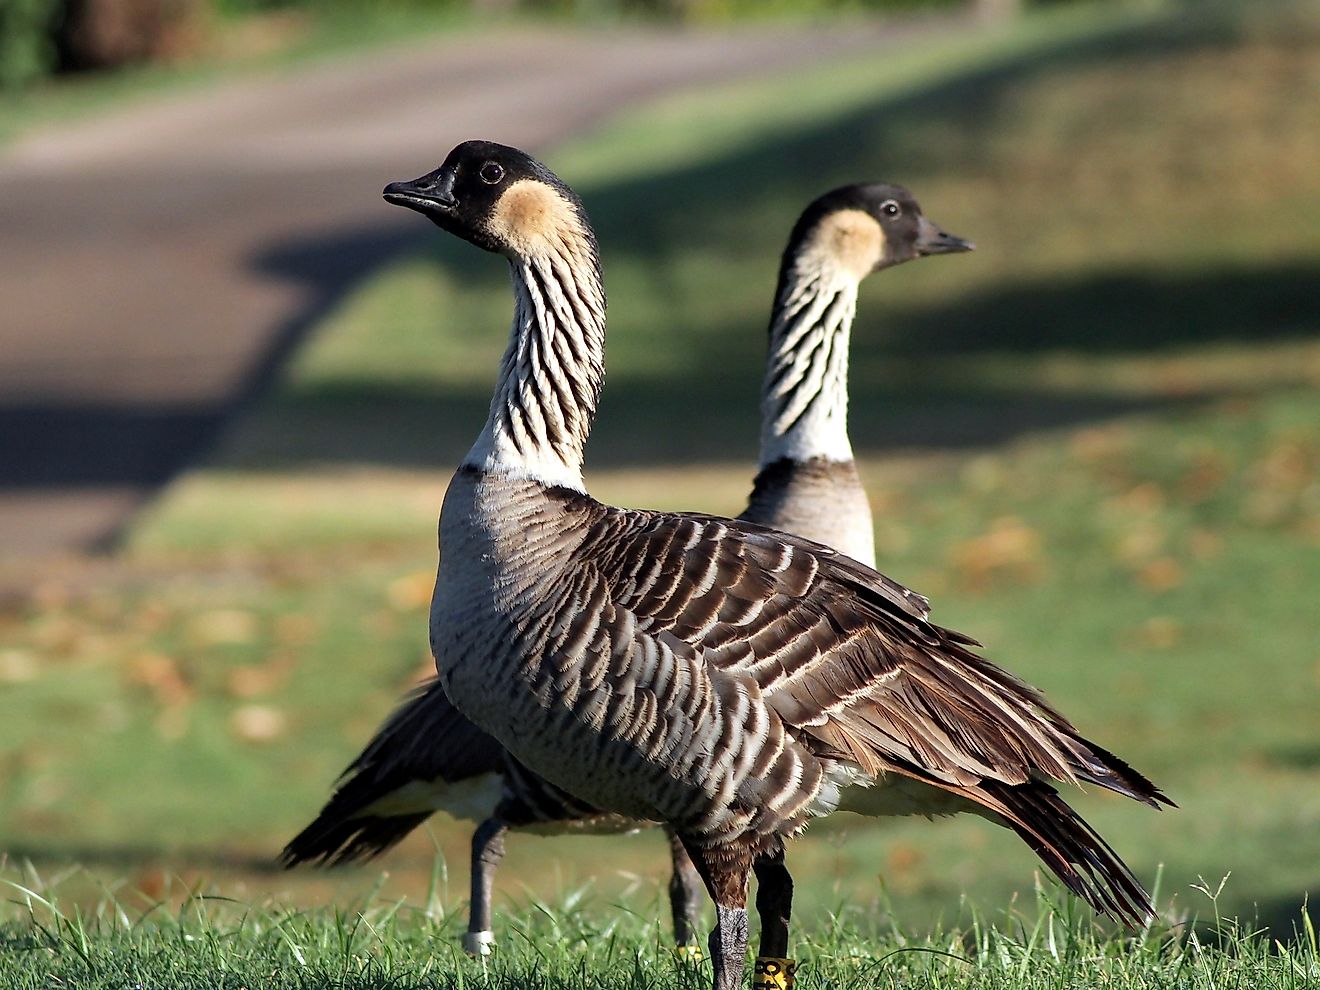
top-left (676, 943), bottom-right (704, 961)
top-left (752, 956), bottom-right (796, 990)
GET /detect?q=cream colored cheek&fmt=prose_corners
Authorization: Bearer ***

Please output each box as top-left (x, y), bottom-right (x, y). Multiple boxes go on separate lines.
top-left (489, 180), bottom-right (580, 256)
top-left (831, 227), bottom-right (884, 278)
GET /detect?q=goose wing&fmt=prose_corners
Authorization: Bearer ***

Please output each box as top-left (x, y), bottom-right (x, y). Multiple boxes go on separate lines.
top-left (589, 512), bottom-right (1074, 789)
top-left (580, 509), bottom-right (1169, 923)
top-left (282, 680), bottom-right (505, 866)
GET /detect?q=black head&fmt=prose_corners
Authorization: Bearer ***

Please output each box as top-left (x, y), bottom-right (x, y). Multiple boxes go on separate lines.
top-left (383, 140), bottom-right (593, 258)
top-left (785, 182), bottom-right (973, 277)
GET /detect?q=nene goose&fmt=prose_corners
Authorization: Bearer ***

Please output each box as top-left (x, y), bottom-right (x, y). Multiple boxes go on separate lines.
top-left (334, 141), bottom-right (1170, 990)
top-left (281, 183), bottom-right (971, 955)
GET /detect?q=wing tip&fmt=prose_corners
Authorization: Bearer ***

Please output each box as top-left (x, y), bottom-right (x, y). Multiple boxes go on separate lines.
top-left (281, 812), bottom-right (423, 870)
top-left (987, 779), bottom-right (1157, 930)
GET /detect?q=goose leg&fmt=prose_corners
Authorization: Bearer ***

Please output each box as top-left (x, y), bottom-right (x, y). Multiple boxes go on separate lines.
top-left (753, 848), bottom-right (793, 958)
top-left (752, 847), bottom-right (796, 990)
top-left (711, 903), bottom-right (750, 990)
top-left (463, 816), bottom-right (507, 956)
top-left (682, 836), bottom-right (751, 990)
top-left (665, 827), bottom-right (705, 951)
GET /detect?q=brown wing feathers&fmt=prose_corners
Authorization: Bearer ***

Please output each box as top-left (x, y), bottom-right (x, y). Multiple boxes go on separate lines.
top-left (595, 511), bottom-right (1168, 921)
top-left (281, 682), bottom-right (504, 867)
top-left (286, 498), bottom-right (1164, 922)
top-left (979, 779), bottom-right (1156, 926)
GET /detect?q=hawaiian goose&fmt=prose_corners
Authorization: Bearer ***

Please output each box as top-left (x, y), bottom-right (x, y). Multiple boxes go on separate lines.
top-left (281, 183), bottom-right (972, 958)
top-left (393, 141), bottom-right (1168, 990)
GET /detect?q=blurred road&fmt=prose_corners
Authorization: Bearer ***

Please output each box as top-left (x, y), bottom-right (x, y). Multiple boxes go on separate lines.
top-left (0, 22), bottom-right (922, 562)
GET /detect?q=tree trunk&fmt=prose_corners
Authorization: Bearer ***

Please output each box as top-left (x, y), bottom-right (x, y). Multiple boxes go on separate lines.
top-left (55, 0), bottom-right (200, 71)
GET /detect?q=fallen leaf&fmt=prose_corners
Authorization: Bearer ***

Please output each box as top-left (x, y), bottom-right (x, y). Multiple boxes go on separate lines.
top-left (274, 613), bottom-right (317, 647)
top-left (1112, 482), bottom-right (1165, 514)
top-left (0, 650), bottom-right (37, 684)
top-left (1115, 523), bottom-right (1167, 566)
top-left (1256, 436), bottom-right (1317, 493)
top-left (951, 516), bottom-right (1044, 590)
top-left (229, 705), bottom-right (287, 744)
top-left (126, 653), bottom-right (192, 708)
top-left (1187, 528), bottom-right (1224, 560)
top-left (190, 609), bottom-right (258, 647)
top-left (133, 868), bottom-right (168, 902)
top-left (1069, 425), bottom-right (1130, 464)
top-left (1128, 617), bottom-right (1183, 651)
top-left (1137, 557), bottom-right (1184, 591)
top-left (226, 665), bottom-right (284, 699)
top-left (885, 843), bottom-right (923, 876)
top-left (387, 571), bottom-right (434, 612)
top-left (1179, 452), bottom-right (1229, 502)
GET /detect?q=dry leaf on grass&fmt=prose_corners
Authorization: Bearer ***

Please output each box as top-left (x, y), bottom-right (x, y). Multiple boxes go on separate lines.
top-left (1137, 556), bottom-right (1184, 591)
top-left (1125, 616), bottom-right (1183, 651)
top-left (0, 650), bottom-right (38, 684)
top-left (189, 609), bottom-right (258, 647)
top-left (950, 516), bottom-right (1044, 590)
top-left (387, 571), bottom-right (434, 612)
top-left (226, 666), bottom-right (283, 699)
top-left (126, 653), bottom-right (192, 708)
top-left (229, 705), bottom-right (287, 744)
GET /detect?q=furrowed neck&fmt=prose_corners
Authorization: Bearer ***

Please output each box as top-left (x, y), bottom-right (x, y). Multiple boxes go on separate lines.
top-left (758, 260), bottom-right (860, 468)
top-left (465, 241), bottom-right (607, 491)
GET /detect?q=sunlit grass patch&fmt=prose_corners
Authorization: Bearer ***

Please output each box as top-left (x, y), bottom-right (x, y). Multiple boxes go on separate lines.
top-left (1, 862), bottom-right (1316, 990)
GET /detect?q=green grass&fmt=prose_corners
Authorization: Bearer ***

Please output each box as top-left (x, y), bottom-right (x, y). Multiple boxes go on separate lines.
top-left (2, 0), bottom-right (1320, 982)
top-left (1, 866), bottom-right (1317, 989)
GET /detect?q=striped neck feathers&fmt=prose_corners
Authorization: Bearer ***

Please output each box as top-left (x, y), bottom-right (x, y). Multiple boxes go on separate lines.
top-left (760, 209), bottom-right (880, 467)
top-left (464, 182), bottom-right (607, 492)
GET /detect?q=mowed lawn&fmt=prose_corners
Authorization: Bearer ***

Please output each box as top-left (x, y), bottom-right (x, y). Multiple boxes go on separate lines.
top-left (3, 1), bottom-right (1320, 986)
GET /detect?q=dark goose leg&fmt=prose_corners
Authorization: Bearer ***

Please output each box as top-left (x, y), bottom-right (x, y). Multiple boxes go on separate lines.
top-left (752, 845), bottom-right (796, 989)
top-left (666, 828), bottom-right (706, 951)
top-left (683, 836), bottom-right (751, 990)
top-left (463, 816), bottom-right (508, 956)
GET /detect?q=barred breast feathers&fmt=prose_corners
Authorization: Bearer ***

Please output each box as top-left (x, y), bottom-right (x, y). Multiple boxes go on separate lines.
top-left (519, 502), bottom-right (1170, 919)
top-left (477, 494), bottom-right (1165, 818)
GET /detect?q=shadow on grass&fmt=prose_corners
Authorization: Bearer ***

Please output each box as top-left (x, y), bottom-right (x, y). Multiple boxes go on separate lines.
top-left (217, 256), bottom-right (1308, 473)
top-left (10, 1), bottom-right (1308, 545)
top-left (2, 842), bottom-right (286, 877)
top-left (880, 262), bottom-right (1320, 355)
top-left (1261, 742), bottom-right (1320, 770)
top-left (0, 222), bottom-right (423, 495)
top-left (1196, 892), bottom-right (1319, 946)
top-left (210, 1), bottom-right (1318, 475)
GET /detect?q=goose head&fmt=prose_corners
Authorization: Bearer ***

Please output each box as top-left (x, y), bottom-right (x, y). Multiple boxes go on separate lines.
top-left (383, 140), bottom-right (594, 260)
top-left (787, 183), bottom-right (974, 280)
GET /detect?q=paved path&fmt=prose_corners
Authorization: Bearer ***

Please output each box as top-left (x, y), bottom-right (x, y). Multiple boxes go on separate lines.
top-left (0, 22), bottom-right (916, 561)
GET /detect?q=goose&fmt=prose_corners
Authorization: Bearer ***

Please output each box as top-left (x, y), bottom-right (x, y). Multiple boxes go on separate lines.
top-left (281, 182), bottom-right (973, 960)
top-left (323, 140), bottom-right (1169, 990)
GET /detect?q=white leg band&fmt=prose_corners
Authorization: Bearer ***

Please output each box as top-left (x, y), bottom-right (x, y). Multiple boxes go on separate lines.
top-left (462, 929), bottom-right (496, 956)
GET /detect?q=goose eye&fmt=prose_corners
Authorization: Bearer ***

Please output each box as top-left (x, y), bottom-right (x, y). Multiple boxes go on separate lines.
top-left (880, 200), bottom-right (901, 218)
top-left (479, 162), bottom-right (505, 185)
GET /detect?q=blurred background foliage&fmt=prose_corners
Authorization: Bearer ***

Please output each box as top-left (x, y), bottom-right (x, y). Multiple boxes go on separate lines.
top-left (0, 0), bottom-right (1045, 90)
